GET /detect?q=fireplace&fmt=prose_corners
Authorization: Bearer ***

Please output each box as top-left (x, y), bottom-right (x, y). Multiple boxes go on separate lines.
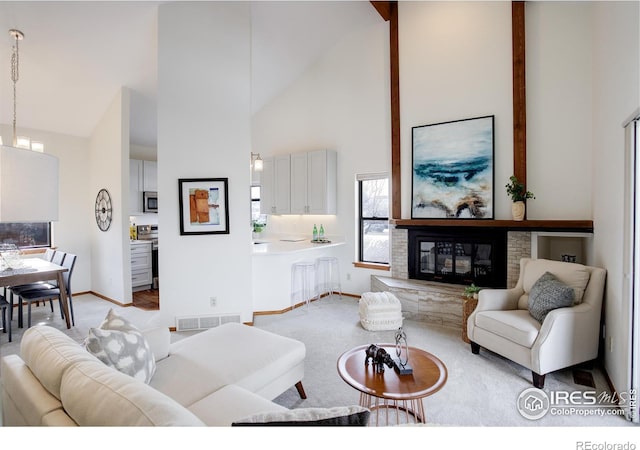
top-left (407, 228), bottom-right (507, 288)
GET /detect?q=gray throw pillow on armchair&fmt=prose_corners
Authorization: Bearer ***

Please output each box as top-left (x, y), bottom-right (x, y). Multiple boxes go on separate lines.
top-left (528, 272), bottom-right (575, 323)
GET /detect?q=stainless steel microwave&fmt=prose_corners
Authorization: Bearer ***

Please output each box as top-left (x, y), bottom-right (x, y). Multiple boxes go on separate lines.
top-left (143, 191), bottom-right (158, 213)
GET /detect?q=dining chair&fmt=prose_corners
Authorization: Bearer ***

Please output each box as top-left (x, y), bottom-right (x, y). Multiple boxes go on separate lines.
top-left (0, 294), bottom-right (10, 342)
top-left (20, 253), bottom-right (76, 328)
top-left (51, 250), bottom-right (65, 266)
top-left (44, 248), bottom-right (55, 262)
top-left (10, 250), bottom-right (66, 326)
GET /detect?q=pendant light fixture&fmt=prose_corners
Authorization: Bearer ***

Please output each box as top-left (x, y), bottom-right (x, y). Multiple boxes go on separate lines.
top-left (7, 29), bottom-right (43, 152)
top-left (0, 28), bottom-right (58, 222)
top-left (10, 29), bottom-right (23, 148)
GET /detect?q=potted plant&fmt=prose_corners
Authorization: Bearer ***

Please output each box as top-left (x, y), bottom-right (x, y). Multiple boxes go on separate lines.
top-left (463, 283), bottom-right (482, 300)
top-left (252, 219), bottom-right (266, 239)
top-left (505, 175), bottom-right (535, 221)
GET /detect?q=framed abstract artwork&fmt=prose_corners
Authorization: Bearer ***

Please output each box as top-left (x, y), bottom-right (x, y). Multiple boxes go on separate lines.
top-left (411, 115), bottom-right (495, 219)
top-left (178, 178), bottom-right (229, 235)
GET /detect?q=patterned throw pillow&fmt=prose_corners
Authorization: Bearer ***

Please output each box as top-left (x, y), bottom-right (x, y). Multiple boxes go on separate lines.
top-left (528, 272), bottom-right (575, 324)
top-left (85, 309), bottom-right (156, 384)
top-left (232, 405), bottom-right (370, 426)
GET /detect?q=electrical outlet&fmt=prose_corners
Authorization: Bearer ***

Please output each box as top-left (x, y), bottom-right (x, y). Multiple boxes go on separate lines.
top-left (346, 273), bottom-right (351, 281)
top-left (210, 297), bottom-right (217, 307)
top-left (609, 336), bottom-right (613, 352)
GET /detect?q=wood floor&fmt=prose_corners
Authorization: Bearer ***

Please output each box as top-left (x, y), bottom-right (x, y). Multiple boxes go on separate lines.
top-left (132, 288), bottom-right (159, 311)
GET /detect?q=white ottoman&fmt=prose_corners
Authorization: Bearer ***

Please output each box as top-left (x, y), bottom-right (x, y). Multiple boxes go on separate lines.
top-left (359, 291), bottom-right (403, 331)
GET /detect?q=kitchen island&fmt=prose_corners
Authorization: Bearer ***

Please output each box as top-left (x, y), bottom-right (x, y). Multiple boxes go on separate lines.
top-left (252, 236), bottom-right (346, 312)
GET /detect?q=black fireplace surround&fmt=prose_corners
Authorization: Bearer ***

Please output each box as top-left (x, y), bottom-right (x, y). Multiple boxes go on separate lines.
top-left (407, 227), bottom-right (507, 288)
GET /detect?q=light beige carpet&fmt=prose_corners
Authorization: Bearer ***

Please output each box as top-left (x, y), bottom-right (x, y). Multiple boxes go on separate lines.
top-left (255, 295), bottom-right (632, 428)
top-left (0, 293), bottom-right (634, 432)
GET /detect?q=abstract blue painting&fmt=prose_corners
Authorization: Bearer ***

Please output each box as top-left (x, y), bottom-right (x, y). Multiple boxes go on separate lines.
top-left (411, 116), bottom-right (494, 219)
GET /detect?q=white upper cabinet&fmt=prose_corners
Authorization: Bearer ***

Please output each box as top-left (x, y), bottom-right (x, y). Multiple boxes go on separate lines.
top-left (260, 155), bottom-right (291, 215)
top-left (290, 152), bottom-right (309, 214)
top-left (291, 149), bottom-right (337, 215)
top-left (261, 150), bottom-right (336, 215)
top-left (260, 157), bottom-right (274, 215)
top-left (143, 160), bottom-right (158, 192)
top-left (130, 159), bottom-right (158, 214)
top-left (129, 159), bottom-right (144, 214)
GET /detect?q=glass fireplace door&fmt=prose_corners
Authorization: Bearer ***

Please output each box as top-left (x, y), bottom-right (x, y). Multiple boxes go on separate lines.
top-left (418, 239), bottom-right (494, 285)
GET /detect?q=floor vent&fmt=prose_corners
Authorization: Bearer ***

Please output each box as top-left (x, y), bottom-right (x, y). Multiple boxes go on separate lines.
top-left (176, 314), bottom-right (241, 331)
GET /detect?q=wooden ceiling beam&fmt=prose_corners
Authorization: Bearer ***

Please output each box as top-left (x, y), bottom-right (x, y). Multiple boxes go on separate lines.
top-left (371, 1), bottom-right (401, 219)
top-left (389, 2), bottom-right (401, 220)
top-left (370, 1), bottom-right (392, 21)
top-left (512, 1), bottom-right (527, 190)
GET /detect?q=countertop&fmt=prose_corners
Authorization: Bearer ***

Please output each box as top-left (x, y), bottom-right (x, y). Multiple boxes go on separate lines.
top-left (252, 236), bottom-right (345, 255)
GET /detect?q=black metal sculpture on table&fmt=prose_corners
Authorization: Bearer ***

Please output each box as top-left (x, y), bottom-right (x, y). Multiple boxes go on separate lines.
top-left (364, 327), bottom-right (413, 375)
top-left (365, 344), bottom-right (395, 374)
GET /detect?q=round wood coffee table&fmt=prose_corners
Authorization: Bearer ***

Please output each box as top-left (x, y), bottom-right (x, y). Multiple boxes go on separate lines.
top-left (337, 344), bottom-right (447, 426)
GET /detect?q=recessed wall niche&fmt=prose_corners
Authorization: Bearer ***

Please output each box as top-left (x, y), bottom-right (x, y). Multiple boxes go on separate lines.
top-left (531, 232), bottom-right (593, 265)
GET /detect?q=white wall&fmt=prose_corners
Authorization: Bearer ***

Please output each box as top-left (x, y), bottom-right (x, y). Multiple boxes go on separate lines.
top-left (252, 18), bottom-right (390, 295)
top-left (157, 2), bottom-right (253, 325)
top-left (526, 2), bottom-right (593, 220)
top-left (0, 124), bottom-right (92, 293)
top-left (89, 88), bottom-right (131, 303)
top-left (592, 1), bottom-right (639, 400)
top-left (399, 1), bottom-right (514, 220)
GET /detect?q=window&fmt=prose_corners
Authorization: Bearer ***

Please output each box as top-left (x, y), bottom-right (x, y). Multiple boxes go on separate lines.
top-left (251, 185), bottom-right (261, 222)
top-left (0, 222), bottom-right (51, 249)
top-left (358, 174), bottom-right (389, 264)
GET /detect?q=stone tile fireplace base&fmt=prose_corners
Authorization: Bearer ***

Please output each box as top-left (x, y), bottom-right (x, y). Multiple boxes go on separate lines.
top-left (371, 275), bottom-right (464, 330)
top-left (372, 226), bottom-right (533, 331)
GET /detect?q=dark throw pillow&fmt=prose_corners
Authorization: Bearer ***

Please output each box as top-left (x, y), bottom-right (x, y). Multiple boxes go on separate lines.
top-left (232, 405), bottom-right (370, 426)
top-left (528, 272), bottom-right (575, 324)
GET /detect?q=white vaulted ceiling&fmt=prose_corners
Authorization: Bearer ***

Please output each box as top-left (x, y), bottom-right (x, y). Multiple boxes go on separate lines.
top-left (0, 1), bottom-right (380, 148)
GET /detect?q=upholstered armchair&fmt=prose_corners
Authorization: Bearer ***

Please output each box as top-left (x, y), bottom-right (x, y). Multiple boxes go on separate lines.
top-left (467, 258), bottom-right (606, 388)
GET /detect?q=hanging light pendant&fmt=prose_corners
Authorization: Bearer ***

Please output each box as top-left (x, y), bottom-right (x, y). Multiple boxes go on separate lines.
top-left (9, 29), bottom-right (24, 148)
top-left (0, 28), bottom-right (58, 223)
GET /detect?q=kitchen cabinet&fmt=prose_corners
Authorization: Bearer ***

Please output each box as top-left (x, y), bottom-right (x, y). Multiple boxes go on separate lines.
top-left (130, 159), bottom-right (158, 214)
top-left (290, 149), bottom-right (337, 215)
top-left (260, 155), bottom-right (291, 215)
top-left (129, 159), bottom-right (144, 214)
top-left (131, 240), bottom-right (152, 291)
top-left (143, 160), bottom-right (157, 192)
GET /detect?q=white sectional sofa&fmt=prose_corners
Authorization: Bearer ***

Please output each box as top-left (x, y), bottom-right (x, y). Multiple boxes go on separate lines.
top-left (1, 321), bottom-right (307, 426)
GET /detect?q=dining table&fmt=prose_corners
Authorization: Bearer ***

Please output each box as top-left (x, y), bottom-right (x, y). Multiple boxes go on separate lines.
top-left (0, 258), bottom-right (72, 329)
